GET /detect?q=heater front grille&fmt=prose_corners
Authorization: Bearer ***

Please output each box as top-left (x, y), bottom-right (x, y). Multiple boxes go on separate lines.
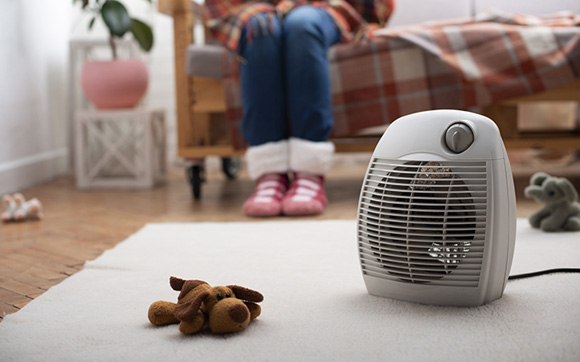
top-left (358, 159), bottom-right (488, 287)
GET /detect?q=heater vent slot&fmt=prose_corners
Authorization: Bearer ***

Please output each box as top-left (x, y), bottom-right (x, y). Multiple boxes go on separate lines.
top-left (358, 159), bottom-right (488, 287)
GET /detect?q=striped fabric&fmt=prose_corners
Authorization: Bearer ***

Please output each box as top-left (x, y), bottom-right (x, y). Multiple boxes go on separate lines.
top-left (243, 173), bottom-right (289, 217)
top-left (220, 8), bottom-right (580, 148)
top-left (282, 173), bottom-right (327, 216)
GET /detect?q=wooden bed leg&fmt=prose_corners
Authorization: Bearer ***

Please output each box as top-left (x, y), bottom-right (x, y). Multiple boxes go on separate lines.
top-left (159, 0), bottom-right (196, 151)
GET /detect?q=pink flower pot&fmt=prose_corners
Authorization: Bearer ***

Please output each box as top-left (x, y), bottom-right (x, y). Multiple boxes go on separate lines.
top-left (81, 59), bottom-right (149, 109)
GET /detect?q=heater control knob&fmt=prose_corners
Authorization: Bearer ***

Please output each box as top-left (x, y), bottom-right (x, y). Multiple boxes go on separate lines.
top-left (445, 122), bottom-right (474, 153)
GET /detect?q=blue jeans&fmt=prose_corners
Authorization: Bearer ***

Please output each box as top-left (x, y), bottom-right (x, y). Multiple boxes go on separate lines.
top-left (238, 6), bottom-right (341, 146)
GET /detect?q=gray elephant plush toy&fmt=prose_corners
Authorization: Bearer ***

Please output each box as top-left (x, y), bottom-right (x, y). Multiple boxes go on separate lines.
top-left (524, 172), bottom-right (580, 232)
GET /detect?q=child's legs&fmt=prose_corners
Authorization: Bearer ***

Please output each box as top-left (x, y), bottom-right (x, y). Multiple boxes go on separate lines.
top-left (283, 6), bottom-right (341, 142)
top-left (239, 13), bottom-right (287, 146)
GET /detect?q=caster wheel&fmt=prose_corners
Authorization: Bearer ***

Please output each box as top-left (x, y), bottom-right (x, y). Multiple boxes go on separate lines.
top-left (221, 157), bottom-right (241, 179)
top-left (186, 164), bottom-right (205, 199)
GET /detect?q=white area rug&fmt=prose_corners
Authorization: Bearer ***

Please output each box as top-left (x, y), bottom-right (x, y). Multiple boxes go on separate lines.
top-left (1, 219), bottom-right (579, 362)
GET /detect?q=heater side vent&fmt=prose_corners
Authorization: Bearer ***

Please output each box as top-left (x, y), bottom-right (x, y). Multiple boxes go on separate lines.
top-left (358, 159), bottom-right (488, 287)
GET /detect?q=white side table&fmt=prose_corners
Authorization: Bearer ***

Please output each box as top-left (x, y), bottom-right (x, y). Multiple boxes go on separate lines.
top-left (75, 108), bottom-right (166, 189)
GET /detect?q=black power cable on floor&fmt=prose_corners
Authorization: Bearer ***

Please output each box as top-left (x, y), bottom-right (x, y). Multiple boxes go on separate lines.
top-left (508, 268), bottom-right (580, 281)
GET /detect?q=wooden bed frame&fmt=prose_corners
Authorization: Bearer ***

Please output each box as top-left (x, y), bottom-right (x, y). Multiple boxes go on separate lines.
top-left (158, 0), bottom-right (580, 196)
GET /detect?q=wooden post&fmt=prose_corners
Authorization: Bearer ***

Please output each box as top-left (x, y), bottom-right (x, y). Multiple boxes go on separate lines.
top-left (158, 0), bottom-right (196, 153)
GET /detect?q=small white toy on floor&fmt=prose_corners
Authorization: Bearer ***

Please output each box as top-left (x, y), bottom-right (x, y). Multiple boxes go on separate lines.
top-left (1, 193), bottom-right (43, 222)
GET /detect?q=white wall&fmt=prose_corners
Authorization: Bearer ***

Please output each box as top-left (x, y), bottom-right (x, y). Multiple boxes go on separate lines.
top-left (473, 0), bottom-right (580, 14)
top-left (0, 0), bottom-right (71, 194)
top-left (388, 0), bottom-right (474, 27)
top-left (145, 9), bottom-right (178, 164)
top-left (388, 0), bottom-right (580, 28)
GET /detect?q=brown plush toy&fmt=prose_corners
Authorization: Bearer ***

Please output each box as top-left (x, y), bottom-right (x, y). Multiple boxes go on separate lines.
top-left (148, 277), bottom-right (263, 335)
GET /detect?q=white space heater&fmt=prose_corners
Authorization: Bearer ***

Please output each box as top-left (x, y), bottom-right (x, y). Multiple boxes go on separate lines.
top-left (357, 110), bottom-right (516, 306)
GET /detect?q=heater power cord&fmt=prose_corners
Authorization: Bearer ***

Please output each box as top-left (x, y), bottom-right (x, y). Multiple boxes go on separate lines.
top-left (508, 268), bottom-right (580, 281)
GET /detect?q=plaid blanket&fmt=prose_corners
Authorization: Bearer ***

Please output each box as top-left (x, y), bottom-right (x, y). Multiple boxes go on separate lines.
top-left (222, 8), bottom-right (580, 148)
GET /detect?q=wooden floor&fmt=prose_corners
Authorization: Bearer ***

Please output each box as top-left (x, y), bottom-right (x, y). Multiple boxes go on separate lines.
top-left (0, 160), bottom-right (577, 320)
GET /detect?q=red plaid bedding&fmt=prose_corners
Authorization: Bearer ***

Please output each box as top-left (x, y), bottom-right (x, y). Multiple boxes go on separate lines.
top-left (222, 9), bottom-right (580, 148)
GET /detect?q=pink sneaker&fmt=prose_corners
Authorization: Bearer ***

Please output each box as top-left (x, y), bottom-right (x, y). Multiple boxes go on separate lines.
top-left (282, 173), bottom-right (327, 216)
top-left (243, 173), bottom-right (289, 217)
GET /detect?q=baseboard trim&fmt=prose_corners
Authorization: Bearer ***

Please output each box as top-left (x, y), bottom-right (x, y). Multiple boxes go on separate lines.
top-left (0, 148), bottom-right (69, 194)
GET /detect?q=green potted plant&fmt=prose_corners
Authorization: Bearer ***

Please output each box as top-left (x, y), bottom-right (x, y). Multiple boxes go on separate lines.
top-left (74, 0), bottom-right (155, 109)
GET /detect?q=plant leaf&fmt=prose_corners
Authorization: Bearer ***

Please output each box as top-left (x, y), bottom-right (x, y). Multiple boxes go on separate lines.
top-left (130, 18), bottom-right (154, 52)
top-left (101, 0), bottom-right (131, 37)
top-left (88, 16), bottom-right (96, 30)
